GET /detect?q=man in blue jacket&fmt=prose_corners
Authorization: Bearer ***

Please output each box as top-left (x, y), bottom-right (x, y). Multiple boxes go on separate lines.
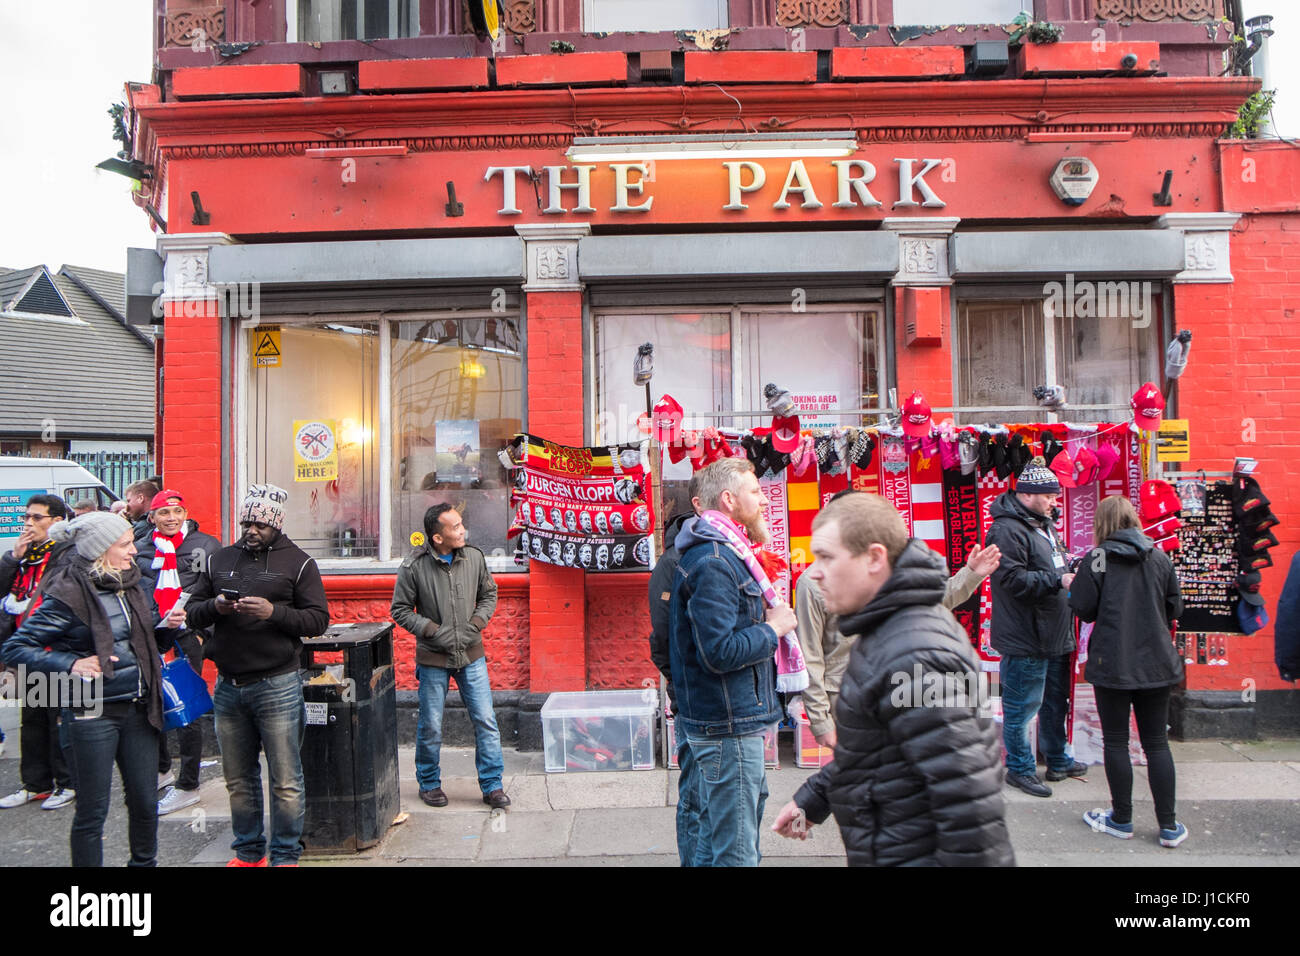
top-left (668, 458), bottom-right (796, 867)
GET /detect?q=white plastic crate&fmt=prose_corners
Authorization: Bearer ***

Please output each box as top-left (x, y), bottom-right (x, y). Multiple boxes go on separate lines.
top-left (542, 690), bottom-right (657, 772)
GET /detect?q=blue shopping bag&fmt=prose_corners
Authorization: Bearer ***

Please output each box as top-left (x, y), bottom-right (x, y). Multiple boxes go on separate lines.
top-left (160, 654), bottom-right (213, 731)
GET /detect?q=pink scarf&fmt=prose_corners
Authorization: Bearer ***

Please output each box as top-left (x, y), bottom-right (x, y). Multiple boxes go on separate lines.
top-left (697, 511), bottom-right (808, 693)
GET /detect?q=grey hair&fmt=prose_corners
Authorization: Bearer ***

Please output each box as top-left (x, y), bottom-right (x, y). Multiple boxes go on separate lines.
top-left (693, 457), bottom-right (754, 511)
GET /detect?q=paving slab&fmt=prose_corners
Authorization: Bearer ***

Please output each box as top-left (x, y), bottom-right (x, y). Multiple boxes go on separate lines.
top-left (1015, 852), bottom-right (1300, 867)
top-left (569, 806), bottom-right (679, 856)
top-left (479, 809), bottom-right (575, 860)
top-left (546, 769), bottom-right (669, 809)
top-left (379, 812), bottom-right (486, 860)
top-left (1168, 740), bottom-right (1248, 762)
top-left (501, 772), bottom-right (552, 812)
top-left (1227, 739), bottom-right (1300, 762)
top-left (1167, 761), bottom-right (1300, 800)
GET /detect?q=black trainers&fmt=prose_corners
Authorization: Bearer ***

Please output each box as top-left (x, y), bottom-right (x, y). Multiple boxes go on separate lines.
top-left (1045, 760), bottom-right (1089, 782)
top-left (1005, 771), bottom-right (1052, 798)
top-left (420, 788), bottom-right (448, 807)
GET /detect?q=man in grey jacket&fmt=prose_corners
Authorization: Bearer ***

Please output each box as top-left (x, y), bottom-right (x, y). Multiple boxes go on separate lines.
top-left (390, 504), bottom-right (507, 810)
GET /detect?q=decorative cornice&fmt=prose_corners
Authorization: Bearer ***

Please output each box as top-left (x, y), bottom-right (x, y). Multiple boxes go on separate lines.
top-left (160, 133), bottom-right (573, 159)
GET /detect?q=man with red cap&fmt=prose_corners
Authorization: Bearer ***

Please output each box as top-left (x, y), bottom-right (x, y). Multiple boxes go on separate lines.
top-left (134, 489), bottom-right (223, 816)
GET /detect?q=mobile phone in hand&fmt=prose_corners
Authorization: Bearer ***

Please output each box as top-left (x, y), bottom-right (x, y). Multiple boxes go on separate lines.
top-left (220, 587), bottom-right (241, 601)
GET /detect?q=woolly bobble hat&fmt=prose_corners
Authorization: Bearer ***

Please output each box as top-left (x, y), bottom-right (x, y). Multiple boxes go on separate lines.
top-left (49, 511), bottom-right (132, 560)
top-left (1015, 456), bottom-right (1061, 495)
top-left (240, 483), bottom-right (289, 531)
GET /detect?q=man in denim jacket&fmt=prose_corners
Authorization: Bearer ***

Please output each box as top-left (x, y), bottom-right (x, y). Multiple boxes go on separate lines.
top-left (668, 458), bottom-right (796, 867)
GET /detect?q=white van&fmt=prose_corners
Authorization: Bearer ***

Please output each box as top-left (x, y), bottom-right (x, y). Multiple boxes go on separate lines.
top-left (0, 458), bottom-right (119, 546)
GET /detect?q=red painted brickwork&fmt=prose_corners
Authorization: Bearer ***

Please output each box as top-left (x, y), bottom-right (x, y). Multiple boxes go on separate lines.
top-left (526, 288), bottom-right (587, 691)
top-left (831, 46), bottom-right (964, 80)
top-left (324, 575), bottom-right (530, 692)
top-left (894, 285), bottom-right (954, 407)
top-left (1173, 212), bottom-right (1300, 693)
top-left (685, 51), bottom-right (817, 85)
top-left (496, 52), bottom-right (627, 87)
top-left (585, 574), bottom-right (657, 690)
top-left (358, 58), bottom-right (489, 92)
top-left (161, 302), bottom-right (223, 535)
top-left (173, 64), bottom-right (307, 99)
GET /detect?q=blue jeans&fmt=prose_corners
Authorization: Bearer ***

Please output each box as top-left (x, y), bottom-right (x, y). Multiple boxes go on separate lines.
top-left (415, 658), bottom-right (504, 794)
top-left (1000, 654), bottom-right (1071, 776)
top-left (675, 733), bottom-right (702, 867)
top-left (214, 671), bottom-right (306, 865)
top-left (65, 701), bottom-right (159, 867)
top-left (684, 730), bottom-right (769, 867)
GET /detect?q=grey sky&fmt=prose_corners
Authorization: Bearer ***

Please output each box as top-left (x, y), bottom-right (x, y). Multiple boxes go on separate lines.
top-left (0, 2), bottom-right (1295, 275)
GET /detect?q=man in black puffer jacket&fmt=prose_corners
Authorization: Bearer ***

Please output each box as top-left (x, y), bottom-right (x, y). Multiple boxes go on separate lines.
top-left (773, 493), bottom-right (1013, 866)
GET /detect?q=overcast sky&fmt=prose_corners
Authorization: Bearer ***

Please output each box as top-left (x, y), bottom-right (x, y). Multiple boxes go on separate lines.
top-left (0, 1), bottom-right (1295, 275)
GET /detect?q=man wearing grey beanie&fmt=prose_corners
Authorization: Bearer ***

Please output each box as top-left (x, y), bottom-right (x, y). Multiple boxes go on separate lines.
top-left (186, 484), bottom-right (329, 866)
top-left (986, 457), bottom-right (1087, 798)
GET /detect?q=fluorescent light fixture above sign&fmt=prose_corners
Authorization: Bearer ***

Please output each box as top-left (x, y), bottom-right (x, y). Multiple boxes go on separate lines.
top-left (566, 132), bottom-right (858, 163)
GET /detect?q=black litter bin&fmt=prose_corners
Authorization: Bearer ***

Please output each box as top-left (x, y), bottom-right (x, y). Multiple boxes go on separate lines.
top-left (300, 622), bottom-right (399, 853)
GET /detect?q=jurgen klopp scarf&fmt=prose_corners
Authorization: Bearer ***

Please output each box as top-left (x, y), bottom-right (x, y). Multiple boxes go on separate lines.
top-left (697, 510), bottom-right (808, 693)
top-left (151, 529), bottom-right (185, 617)
top-left (2, 539), bottom-right (56, 621)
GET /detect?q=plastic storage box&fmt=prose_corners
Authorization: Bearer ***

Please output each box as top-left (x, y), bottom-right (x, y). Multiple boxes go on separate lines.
top-left (543, 690), bottom-right (656, 772)
top-left (794, 713), bottom-right (834, 769)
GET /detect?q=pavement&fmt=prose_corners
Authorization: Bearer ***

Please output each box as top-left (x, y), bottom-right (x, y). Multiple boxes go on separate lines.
top-left (2, 698), bottom-right (1298, 867)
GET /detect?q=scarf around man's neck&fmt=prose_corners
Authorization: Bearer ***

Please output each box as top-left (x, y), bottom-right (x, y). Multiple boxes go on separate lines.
top-left (151, 528), bottom-right (185, 617)
top-left (2, 538), bottom-right (56, 621)
top-left (696, 510), bottom-right (808, 693)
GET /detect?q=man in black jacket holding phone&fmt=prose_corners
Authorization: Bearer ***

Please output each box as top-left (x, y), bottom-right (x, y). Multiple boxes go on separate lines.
top-left (187, 484), bottom-right (329, 867)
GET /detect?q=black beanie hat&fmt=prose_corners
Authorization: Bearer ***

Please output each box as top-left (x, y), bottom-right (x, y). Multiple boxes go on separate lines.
top-left (1016, 456), bottom-right (1061, 495)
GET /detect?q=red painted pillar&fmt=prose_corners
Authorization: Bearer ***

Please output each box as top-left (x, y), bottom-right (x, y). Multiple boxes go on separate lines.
top-left (518, 225), bottom-right (590, 692)
top-left (155, 235), bottom-right (233, 537)
top-left (885, 218), bottom-right (959, 409)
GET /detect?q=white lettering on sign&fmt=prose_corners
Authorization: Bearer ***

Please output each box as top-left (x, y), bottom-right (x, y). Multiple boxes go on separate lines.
top-left (483, 158), bottom-right (949, 216)
top-left (893, 158), bottom-right (947, 209)
top-left (484, 165), bottom-right (533, 215)
top-left (723, 161), bottom-right (767, 210)
top-left (831, 160), bottom-right (883, 208)
top-left (773, 160), bottom-right (823, 210)
top-left (544, 165), bottom-right (596, 214)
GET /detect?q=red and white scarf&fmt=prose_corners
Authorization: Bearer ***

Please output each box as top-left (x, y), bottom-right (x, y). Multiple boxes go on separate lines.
top-left (151, 529), bottom-right (185, 617)
top-left (697, 510), bottom-right (808, 693)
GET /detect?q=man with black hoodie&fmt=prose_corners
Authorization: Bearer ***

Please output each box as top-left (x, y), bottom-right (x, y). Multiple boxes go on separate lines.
top-left (647, 473), bottom-right (703, 866)
top-left (772, 493), bottom-right (1013, 866)
top-left (986, 458), bottom-right (1086, 798)
top-left (187, 484), bottom-right (329, 867)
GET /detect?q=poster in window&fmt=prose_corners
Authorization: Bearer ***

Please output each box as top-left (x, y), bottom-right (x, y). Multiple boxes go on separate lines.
top-left (435, 420), bottom-right (481, 483)
top-left (511, 434), bottom-right (653, 571)
top-left (292, 420), bottom-right (338, 482)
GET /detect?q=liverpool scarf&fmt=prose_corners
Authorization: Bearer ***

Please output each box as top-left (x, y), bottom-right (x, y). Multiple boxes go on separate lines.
top-left (697, 510), bottom-right (808, 693)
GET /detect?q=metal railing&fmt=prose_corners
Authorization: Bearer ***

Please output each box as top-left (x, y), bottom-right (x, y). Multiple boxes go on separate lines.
top-left (67, 452), bottom-right (155, 499)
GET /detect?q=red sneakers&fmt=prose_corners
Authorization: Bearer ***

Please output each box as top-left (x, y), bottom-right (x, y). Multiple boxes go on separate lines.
top-left (226, 857), bottom-right (268, 867)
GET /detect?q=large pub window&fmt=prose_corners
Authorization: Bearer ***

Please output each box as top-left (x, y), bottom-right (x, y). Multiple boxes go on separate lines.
top-left (296, 0), bottom-right (419, 41)
top-left (582, 0), bottom-right (728, 32)
top-left (954, 292), bottom-right (1161, 424)
top-left (243, 312), bottom-right (523, 568)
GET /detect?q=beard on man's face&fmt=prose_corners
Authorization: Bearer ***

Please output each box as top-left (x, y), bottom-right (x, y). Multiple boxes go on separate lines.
top-left (741, 510), bottom-right (770, 546)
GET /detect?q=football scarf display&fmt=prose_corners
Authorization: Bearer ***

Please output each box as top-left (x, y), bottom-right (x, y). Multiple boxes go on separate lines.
top-left (785, 454), bottom-right (820, 590)
top-left (150, 530), bottom-right (186, 617)
top-left (942, 464), bottom-right (981, 646)
top-left (908, 438), bottom-right (947, 561)
top-left (975, 463), bottom-right (1011, 664)
top-left (696, 510), bottom-right (808, 693)
top-left (757, 470), bottom-right (792, 605)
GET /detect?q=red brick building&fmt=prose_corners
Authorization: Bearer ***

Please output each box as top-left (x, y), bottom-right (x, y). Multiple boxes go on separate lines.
top-left (122, 0), bottom-right (1297, 735)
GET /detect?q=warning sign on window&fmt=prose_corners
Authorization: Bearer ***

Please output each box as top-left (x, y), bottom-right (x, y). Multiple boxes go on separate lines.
top-left (253, 327), bottom-right (282, 368)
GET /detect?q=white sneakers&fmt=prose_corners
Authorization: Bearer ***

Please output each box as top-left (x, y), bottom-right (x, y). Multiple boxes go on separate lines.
top-left (41, 788), bottom-right (75, 810)
top-left (157, 786), bottom-right (200, 816)
top-left (157, 771), bottom-right (176, 791)
top-left (0, 788), bottom-right (49, 809)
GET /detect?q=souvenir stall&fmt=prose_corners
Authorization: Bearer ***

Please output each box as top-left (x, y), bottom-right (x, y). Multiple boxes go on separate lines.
top-left (507, 373), bottom-right (1279, 769)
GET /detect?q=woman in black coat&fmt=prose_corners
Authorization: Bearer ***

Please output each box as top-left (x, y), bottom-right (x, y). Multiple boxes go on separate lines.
top-left (1, 513), bottom-right (186, 866)
top-left (1068, 495), bottom-right (1186, 848)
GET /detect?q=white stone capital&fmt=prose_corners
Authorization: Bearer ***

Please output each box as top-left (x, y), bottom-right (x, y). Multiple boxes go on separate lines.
top-left (881, 218), bottom-right (959, 286)
top-left (1156, 213), bottom-right (1241, 284)
top-left (516, 224), bottom-right (590, 291)
top-left (156, 233), bottom-right (237, 304)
